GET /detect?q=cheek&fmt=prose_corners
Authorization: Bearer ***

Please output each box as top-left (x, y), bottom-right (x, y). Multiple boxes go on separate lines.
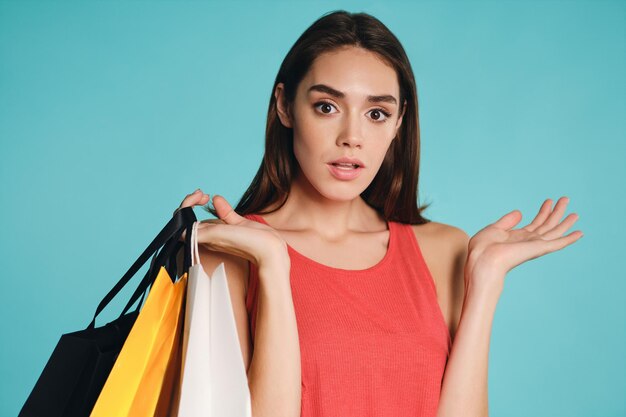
top-left (375, 141), bottom-right (394, 164)
top-left (365, 141), bottom-right (395, 178)
top-left (293, 133), bottom-right (322, 160)
top-left (292, 132), bottom-right (322, 174)
top-left (291, 117), bottom-right (329, 168)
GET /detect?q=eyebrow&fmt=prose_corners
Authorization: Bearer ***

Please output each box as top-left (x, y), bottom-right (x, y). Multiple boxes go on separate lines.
top-left (307, 83), bottom-right (398, 106)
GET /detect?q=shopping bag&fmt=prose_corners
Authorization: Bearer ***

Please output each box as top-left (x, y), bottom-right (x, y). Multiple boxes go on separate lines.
top-left (174, 220), bottom-right (252, 417)
top-left (19, 207), bottom-right (197, 417)
top-left (90, 265), bottom-right (187, 417)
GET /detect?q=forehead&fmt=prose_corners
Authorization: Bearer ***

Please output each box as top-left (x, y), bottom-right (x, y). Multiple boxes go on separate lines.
top-left (299, 46), bottom-right (400, 100)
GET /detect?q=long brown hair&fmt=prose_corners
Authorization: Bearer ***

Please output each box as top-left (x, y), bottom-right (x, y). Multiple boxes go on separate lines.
top-left (205, 10), bottom-right (431, 224)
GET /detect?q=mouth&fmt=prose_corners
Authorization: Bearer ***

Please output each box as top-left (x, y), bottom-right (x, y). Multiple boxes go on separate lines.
top-left (328, 162), bottom-right (361, 169)
top-left (326, 163), bottom-right (363, 180)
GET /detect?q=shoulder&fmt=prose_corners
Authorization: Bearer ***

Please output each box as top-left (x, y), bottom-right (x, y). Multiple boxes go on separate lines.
top-left (410, 220), bottom-right (468, 242)
top-left (409, 220), bottom-right (469, 288)
top-left (410, 220), bottom-right (469, 261)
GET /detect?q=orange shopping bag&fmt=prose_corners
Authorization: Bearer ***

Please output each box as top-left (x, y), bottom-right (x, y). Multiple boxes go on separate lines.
top-left (90, 266), bottom-right (187, 417)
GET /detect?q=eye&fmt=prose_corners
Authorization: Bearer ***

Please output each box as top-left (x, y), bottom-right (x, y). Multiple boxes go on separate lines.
top-left (313, 100), bottom-right (392, 124)
top-left (313, 101), bottom-right (338, 115)
top-left (367, 108), bottom-right (392, 123)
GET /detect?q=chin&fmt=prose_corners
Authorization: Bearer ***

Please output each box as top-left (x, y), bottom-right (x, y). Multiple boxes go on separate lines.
top-left (315, 181), bottom-right (370, 202)
top-left (297, 166), bottom-right (371, 201)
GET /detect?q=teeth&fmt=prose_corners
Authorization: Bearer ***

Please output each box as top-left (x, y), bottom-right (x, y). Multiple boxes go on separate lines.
top-left (333, 163), bottom-right (358, 168)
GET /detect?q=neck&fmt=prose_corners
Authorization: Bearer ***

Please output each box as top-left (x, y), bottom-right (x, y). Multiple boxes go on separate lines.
top-left (263, 169), bottom-right (386, 241)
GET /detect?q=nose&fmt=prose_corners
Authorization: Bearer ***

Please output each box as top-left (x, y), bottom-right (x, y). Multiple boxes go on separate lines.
top-left (336, 110), bottom-right (363, 149)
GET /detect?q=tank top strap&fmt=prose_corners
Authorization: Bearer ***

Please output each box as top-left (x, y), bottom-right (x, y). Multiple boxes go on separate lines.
top-left (391, 221), bottom-right (439, 290)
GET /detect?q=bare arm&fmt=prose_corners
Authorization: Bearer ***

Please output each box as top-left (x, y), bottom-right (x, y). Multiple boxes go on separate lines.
top-left (433, 227), bottom-right (493, 417)
top-left (247, 259), bottom-right (302, 417)
top-left (436, 274), bottom-right (499, 417)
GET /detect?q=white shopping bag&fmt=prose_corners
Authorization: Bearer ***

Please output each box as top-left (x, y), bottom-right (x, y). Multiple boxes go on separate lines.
top-left (175, 221), bottom-right (252, 417)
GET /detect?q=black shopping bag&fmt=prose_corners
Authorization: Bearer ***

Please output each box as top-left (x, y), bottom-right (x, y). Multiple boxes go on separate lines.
top-left (19, 207), bottom-right (197, 417)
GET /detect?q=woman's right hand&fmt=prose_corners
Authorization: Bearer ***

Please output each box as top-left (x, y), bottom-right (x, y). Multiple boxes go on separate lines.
top-left (175, 189), bottom-right (290, 271)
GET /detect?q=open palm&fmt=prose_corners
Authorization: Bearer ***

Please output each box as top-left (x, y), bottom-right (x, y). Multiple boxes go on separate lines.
top-left (466, 196), bottom-right (583, 287)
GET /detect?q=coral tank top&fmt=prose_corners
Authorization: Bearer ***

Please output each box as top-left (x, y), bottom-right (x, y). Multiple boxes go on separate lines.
top-left (243, 213), bottom-right (451, 417)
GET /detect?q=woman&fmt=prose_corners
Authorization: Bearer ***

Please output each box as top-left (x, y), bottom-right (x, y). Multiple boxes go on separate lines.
top-left (175, 10), bottom-right (582, 417)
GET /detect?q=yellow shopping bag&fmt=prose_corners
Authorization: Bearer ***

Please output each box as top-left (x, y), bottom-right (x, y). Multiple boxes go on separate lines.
top-left (90, 266), bottom-right (187, 417)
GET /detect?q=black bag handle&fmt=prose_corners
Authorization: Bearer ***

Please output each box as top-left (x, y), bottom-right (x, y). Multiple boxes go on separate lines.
top-left (88, 207), bottom-right (197, 330)
top-left (124, 233), bottom-right (188, 317)
top-left (119, 221), bottom-right (194, 318)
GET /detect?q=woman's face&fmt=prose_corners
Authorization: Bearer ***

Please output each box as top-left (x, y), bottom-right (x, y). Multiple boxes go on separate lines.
top-left (276, 46), bottom-right (405, 202)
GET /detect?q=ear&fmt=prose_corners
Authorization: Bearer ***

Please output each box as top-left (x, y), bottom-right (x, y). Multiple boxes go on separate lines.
top-left (274, 83), bottom-right (293, 128)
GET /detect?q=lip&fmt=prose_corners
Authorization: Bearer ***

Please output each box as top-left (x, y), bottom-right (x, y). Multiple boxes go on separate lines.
top-left (326, 163), bottom-right (363, 181)
top-left (328, 156), bottom-right (365, 168)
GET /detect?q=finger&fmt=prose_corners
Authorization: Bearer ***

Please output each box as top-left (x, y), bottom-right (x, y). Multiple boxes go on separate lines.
top-left (540, 230), bottom-right (584, 255)
top-left (542, 212), bottom-right (580, 240)
top-left (182, 189), bottom-right (210, 207)
top-left (536, 196), bottom-right (570, 234)
top-left (507, 229), bottom-right (584, 268)
top-left (212, 195), bottom-right (245, 225)
top-left (174, 189), bottom-right (210, 215)
top-left (524, 199), bottom-right (553, 232)
top-left (492, 210), bottom-right (523, 231)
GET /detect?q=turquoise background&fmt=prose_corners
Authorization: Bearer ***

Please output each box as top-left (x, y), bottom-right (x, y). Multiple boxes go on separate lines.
top-left (1, 1), bottom-right (624, 416)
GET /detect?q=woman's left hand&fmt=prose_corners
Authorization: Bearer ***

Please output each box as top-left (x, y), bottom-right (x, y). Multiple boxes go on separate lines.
top-left (465, 196), bottom-right (583, 290)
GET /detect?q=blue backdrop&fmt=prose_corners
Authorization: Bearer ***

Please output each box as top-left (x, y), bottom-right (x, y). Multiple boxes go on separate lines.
top-left (1, 1), bottom-right (623, 416)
